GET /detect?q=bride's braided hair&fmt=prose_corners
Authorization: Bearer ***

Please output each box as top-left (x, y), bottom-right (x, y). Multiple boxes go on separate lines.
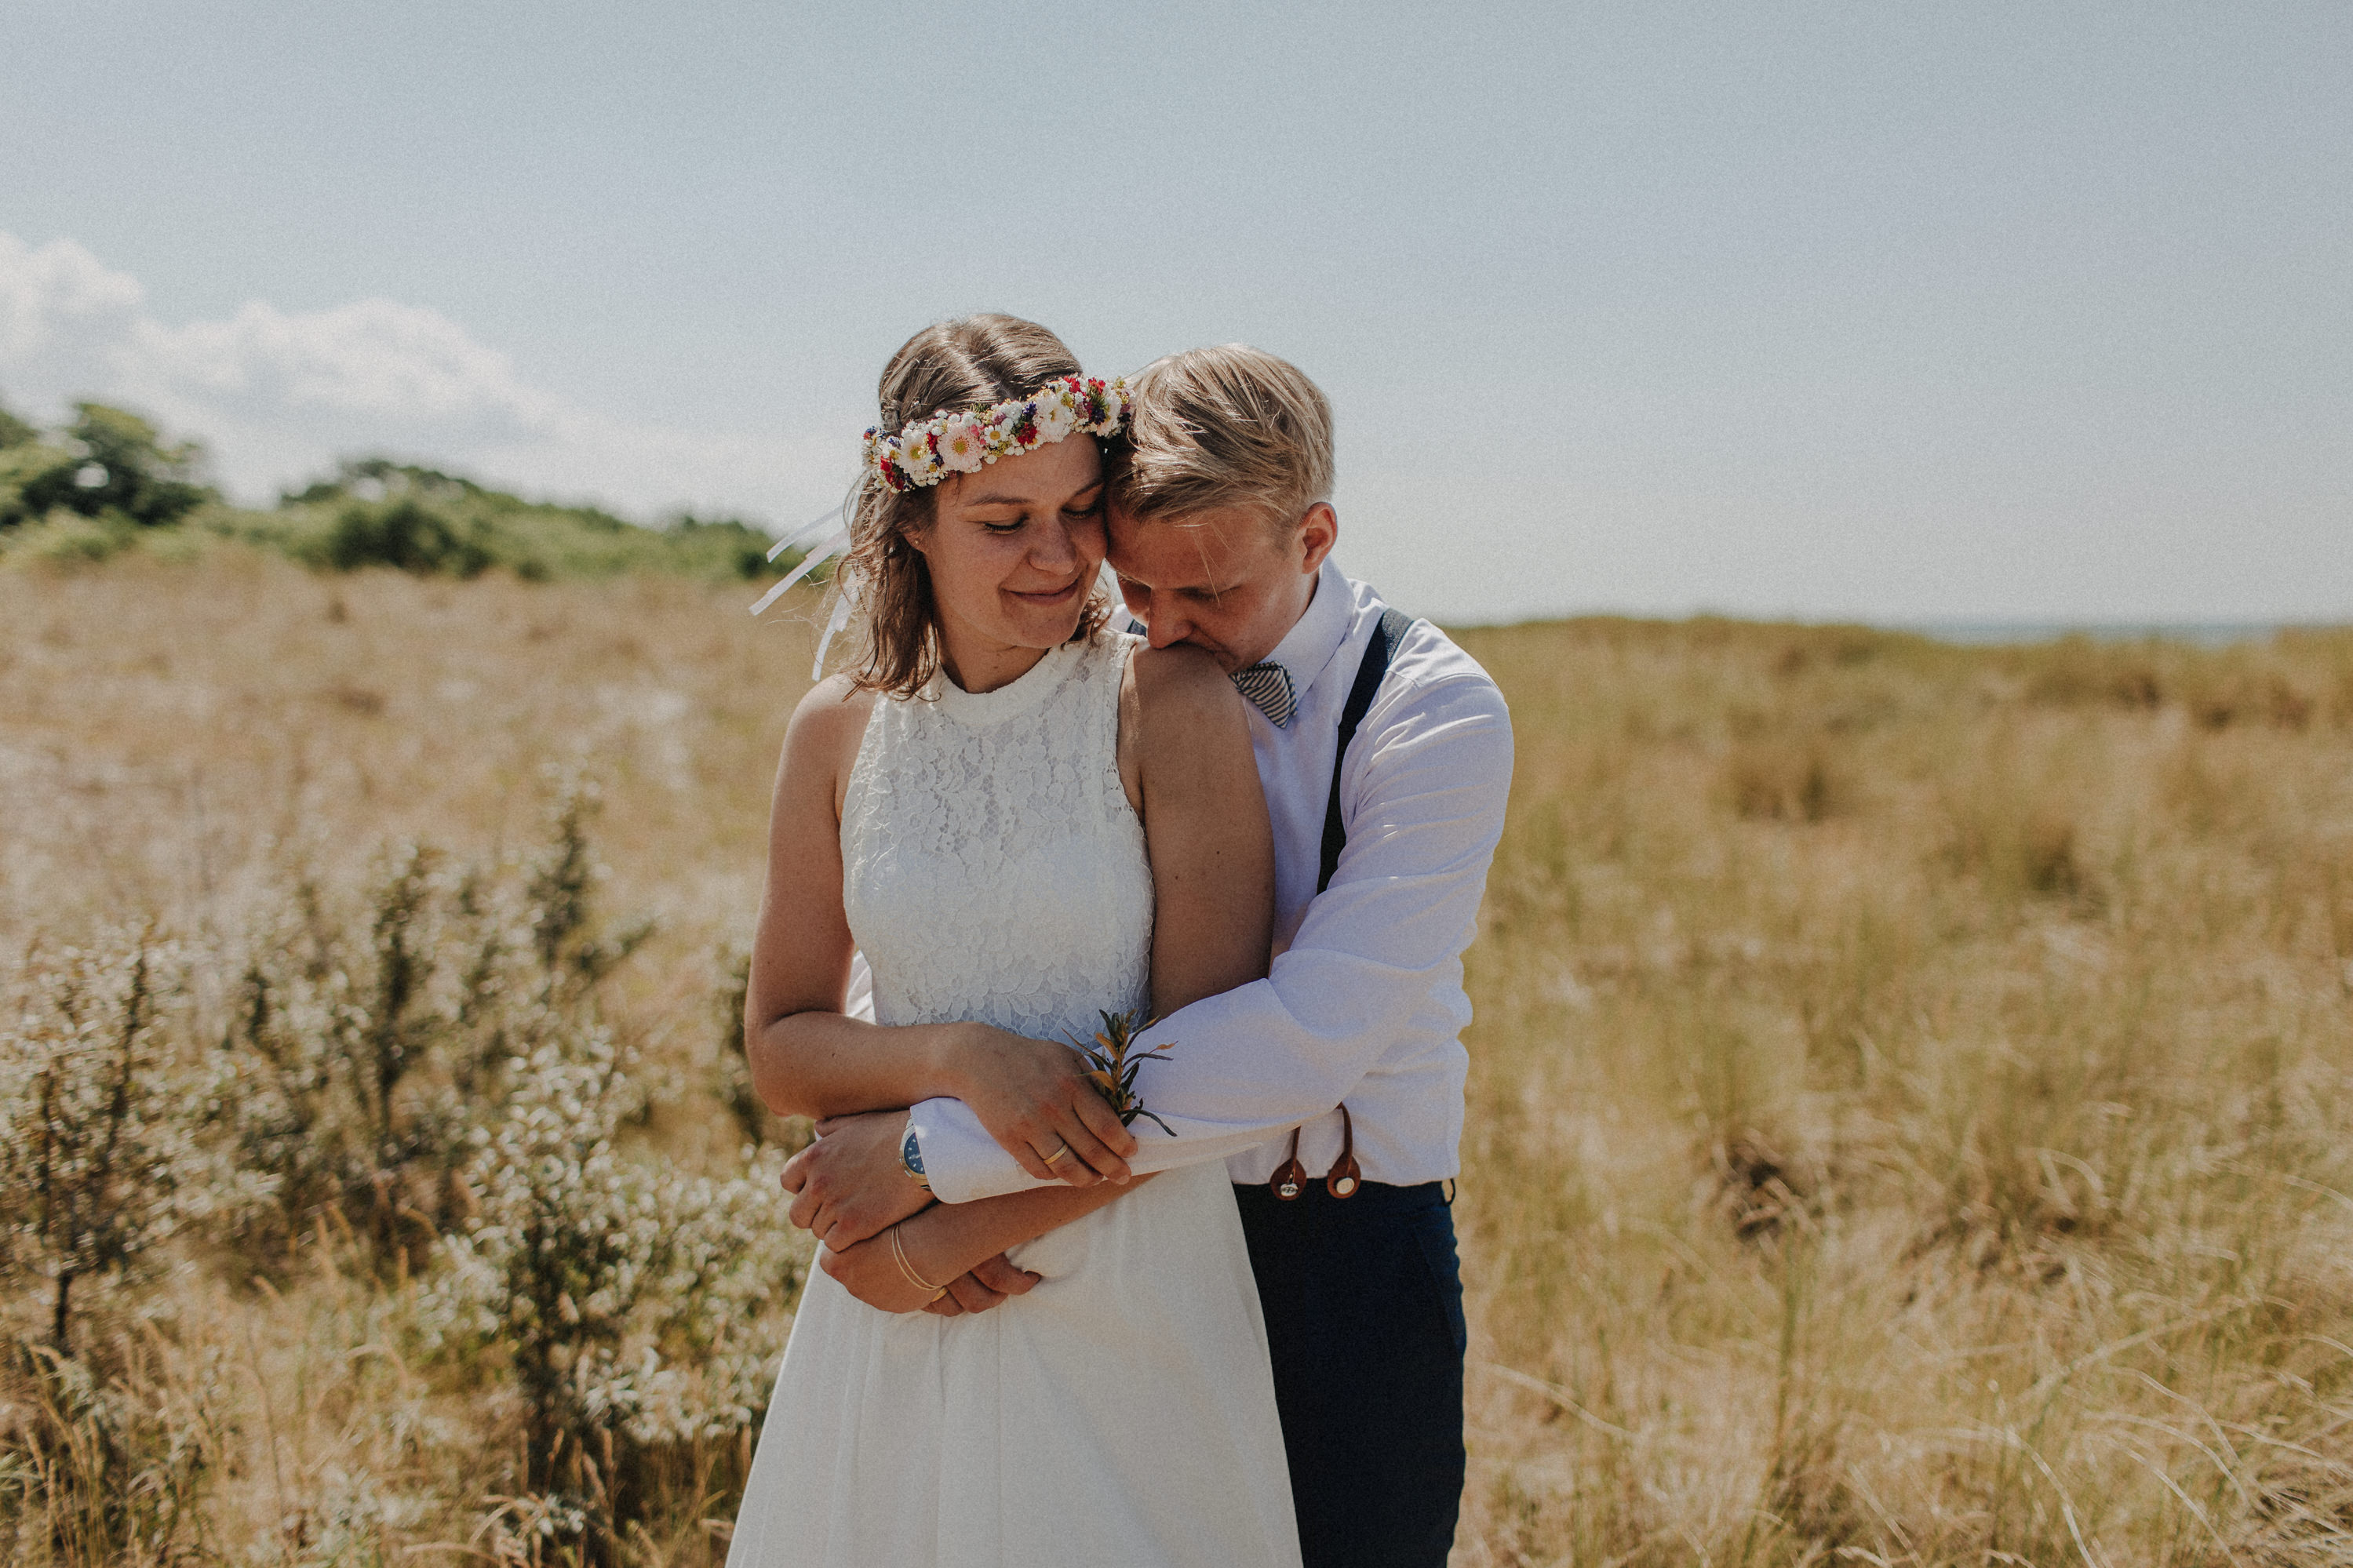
top-left (840, 314), bottom-right (1114, 697)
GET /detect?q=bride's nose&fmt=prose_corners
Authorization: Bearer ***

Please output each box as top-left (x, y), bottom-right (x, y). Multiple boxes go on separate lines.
top-left (1027, 517), bottom-right (1080, 572)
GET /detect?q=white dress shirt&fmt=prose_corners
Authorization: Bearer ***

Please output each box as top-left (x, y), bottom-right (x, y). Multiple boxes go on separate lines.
top-left (909, 558), bottom-right (1514, 1203)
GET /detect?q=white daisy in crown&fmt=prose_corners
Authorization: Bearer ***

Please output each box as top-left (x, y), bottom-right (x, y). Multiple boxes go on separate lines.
top-left (935, 414), bottom-right (987, 474)
top-left (862, 375), bottom-right (1129, 494)
top-left (1032, 387), bottom-right (1080, 442)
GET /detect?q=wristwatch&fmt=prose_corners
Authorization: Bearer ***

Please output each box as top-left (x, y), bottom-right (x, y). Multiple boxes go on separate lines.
top-left (900, 1117), bottom-right (931, 1191)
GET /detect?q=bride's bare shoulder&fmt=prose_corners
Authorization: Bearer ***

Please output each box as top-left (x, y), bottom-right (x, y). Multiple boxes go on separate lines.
top-left (1128, 642), bottom-right (1244, 720)
top-left (784, 675), bottom-right (878, 770)
top-left (1127, 644), bottom-right (1251, 791)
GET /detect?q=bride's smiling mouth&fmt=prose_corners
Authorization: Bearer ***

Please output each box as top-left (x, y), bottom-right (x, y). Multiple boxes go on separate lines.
top-left (1006, 579), bottom-right (1083, 606)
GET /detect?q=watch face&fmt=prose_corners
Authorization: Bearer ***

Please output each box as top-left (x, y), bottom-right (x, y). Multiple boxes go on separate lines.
top-left (901, 1125), bottom-right (926, 1175)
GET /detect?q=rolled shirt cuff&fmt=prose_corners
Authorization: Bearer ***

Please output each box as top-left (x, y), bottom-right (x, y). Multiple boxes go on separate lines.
top-left (906, 1096), bottom-right (1047, 1204)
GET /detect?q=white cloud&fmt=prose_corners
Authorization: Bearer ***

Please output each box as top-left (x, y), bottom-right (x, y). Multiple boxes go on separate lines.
top-left (0, 235), bottom-right (147, 385)
top-left (0, 231), bottom-right (830, 525)
top-left (148, 296), bottom-right (551, 436)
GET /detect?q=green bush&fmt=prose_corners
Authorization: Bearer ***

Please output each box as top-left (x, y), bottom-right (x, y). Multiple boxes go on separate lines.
top-left (0, 511), bottom-right (137, 568)
top-left (0, 443), bottom-right (84, 531)
top-left (213, 846), bottom-right (490, 1268)
top-left (0, 402), bottom-right (213, 533)
top-left (324, 496), bottom-right (497, 576)
top-left (253, 460), bottom-right (799, 584)
top-left (62, 406), bottom-right (212, 529)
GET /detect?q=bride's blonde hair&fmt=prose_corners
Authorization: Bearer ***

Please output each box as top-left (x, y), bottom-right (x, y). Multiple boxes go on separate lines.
top-left (838, 314), bottom-right (1113, 697)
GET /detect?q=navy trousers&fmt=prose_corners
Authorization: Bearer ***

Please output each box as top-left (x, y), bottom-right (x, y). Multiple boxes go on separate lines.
top-left (1234, 1181), bottom-right (1466, 1568)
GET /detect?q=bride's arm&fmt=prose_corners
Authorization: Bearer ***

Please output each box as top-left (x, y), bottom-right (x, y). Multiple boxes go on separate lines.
top-left (818, 1177), bottom-right (1156, 1314)
top-left (1124, 642), bottom-right (1277, 1017)
top-left (745, 678), bottom-right (1138, 1183)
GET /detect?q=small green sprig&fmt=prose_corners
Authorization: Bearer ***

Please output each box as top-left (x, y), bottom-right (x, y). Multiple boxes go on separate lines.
top-left (1073, 1008), bottom-right (1175, 1137)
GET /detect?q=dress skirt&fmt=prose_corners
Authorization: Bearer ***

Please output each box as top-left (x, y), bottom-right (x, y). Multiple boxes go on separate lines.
top-left (726, 1160), bottom-right (1302, 1568)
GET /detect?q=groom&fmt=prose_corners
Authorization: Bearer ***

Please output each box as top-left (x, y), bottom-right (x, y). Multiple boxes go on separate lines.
top-left (789, 345), bottom-right (1513, 1568)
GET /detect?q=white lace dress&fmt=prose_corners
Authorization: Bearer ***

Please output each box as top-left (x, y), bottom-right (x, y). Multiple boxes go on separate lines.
top-left (727, 628), bottom-right (1300, 1568)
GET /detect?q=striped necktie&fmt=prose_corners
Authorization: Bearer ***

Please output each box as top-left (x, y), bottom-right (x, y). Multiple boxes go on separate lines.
top-left (1231, 662), bottom-right (1297, 728)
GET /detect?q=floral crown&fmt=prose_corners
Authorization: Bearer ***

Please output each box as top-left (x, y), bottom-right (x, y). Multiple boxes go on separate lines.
top-left (862, 375), bottom-right (1129, 494)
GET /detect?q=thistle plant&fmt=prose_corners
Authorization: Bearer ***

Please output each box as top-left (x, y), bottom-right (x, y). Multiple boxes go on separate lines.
top-left (523, 778), bottom-right (654, 999)
top-left (0, 936), bottom-right (232, 1564)
top-left (211, 795), bottom-right (654, 1273)
top-left (0, 937), bottom-right (217, 1354)
top-left (210, 844), bottom-right (485, 1267)
top-left (417, 1027), bottom-right (800, 1543)
top-left (1073, 1008), bottom-right (1175, 1137)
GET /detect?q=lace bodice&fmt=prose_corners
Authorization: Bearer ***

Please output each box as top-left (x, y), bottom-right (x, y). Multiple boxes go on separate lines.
top-left (841, 627), bottom-right (1153, 1042)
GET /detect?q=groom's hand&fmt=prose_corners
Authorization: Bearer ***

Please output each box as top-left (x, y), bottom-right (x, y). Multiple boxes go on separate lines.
top-left (953, 1027), bottom-right (1139, 1186)
top-left (781, 1111), bottom-right (932, 1249)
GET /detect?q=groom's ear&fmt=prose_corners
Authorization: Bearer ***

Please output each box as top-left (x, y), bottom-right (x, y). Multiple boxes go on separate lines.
top-left (1294, 503), bottom-right (1338, 575)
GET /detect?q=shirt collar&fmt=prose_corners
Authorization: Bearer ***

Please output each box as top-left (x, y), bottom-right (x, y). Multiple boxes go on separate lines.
top-left (1257, 556), bottom-right (1353, 709)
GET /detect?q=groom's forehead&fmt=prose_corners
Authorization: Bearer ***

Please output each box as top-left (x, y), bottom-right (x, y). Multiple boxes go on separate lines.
top-left (1108, 508), bottom-right (1272, 588)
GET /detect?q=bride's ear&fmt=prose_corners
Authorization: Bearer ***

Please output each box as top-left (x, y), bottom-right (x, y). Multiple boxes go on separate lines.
top-left (902, 482), bottom-right (951, 559)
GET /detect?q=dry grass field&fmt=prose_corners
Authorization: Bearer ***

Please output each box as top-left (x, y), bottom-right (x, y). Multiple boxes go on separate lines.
top-left (4, 544), bottom-right (2351, 1565)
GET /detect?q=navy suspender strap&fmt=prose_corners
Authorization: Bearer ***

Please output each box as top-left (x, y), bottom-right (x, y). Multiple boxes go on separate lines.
top-left (1318, 606), bottom-right (1413, 895)
top-left (1269, 603), bottom-right (1411, 1205)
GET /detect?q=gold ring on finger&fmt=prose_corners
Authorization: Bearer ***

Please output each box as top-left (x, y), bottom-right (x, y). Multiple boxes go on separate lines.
top-left (1042, 1141), bottom-right (1074, 1166)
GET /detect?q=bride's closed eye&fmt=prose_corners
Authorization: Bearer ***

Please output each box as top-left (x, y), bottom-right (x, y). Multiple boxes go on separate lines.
top-left (974, 493), bottom-right (1099, 535)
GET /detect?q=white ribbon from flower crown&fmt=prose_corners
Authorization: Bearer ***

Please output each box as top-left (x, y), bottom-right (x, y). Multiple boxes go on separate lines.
top-left (748, 504), bottom-right (858, 677)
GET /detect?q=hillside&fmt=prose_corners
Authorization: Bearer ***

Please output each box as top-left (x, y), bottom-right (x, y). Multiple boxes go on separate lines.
top-left (0, 398), bottom-right (794, 584)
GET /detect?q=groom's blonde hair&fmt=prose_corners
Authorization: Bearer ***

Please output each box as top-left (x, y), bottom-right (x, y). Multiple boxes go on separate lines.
top-left (1111, 345), bottom-right (1335, 535)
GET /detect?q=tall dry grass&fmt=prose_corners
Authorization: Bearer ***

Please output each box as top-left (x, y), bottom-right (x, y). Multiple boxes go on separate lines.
top-left (1452, 617), bottom-right (2353, 1565)
top-left (2, 546), bottom-right (818, 1563)
top-left (2, 544), bottom-right (2350, 1563)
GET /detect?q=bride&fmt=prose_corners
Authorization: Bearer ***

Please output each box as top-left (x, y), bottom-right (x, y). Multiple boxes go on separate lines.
top-left (726, 315), bottom-right (1303, 1567)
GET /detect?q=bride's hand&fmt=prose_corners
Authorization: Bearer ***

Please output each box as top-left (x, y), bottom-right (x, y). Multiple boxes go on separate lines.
top-left (820, 1228), bottom-right (1040, 1317)
top-left (815, 1229), bottom-right (938, 1315)
top-left (918, 1253), bottom-right (1041, 1318)
top-left (782, 1111), bottom-right (934, 1248)
top-left (950, 1024), bottom-right (1139, 1185)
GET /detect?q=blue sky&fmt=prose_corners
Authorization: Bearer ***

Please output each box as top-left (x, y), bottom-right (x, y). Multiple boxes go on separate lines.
top-left (5, 2), bottom-right (2348, 624)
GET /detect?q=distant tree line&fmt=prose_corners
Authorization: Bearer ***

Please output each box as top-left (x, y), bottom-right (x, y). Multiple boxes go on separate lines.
top-left (0, 394), bottom-right (800, 584)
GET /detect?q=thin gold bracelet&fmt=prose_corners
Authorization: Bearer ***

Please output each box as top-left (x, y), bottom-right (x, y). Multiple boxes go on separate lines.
top-left (890, 1224), bottom-right (949, 1301)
